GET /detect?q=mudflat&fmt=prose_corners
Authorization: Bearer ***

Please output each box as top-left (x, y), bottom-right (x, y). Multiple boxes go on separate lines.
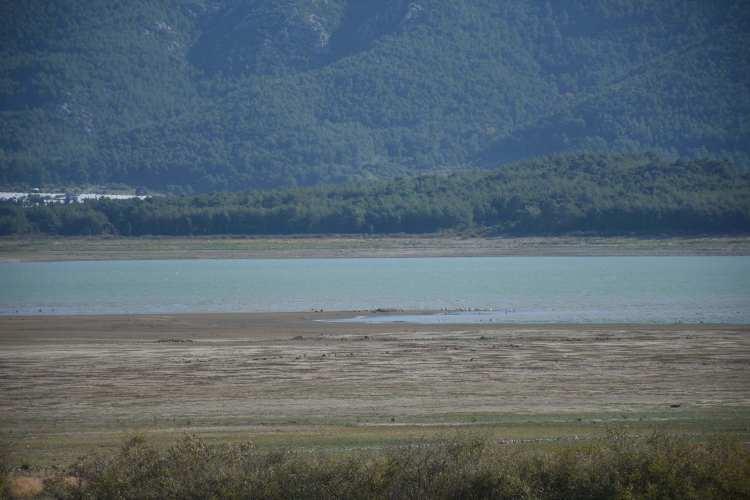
top-left (2, 235), bottom-right (750, 261)
top-left (1, 313), bottom-right (749, 466)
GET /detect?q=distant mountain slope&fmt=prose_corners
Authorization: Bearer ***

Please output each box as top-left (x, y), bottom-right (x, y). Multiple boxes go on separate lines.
top-left (484, 18), bottom-right (750, 164)
top-left (1, 0), bottom-right (748, 191)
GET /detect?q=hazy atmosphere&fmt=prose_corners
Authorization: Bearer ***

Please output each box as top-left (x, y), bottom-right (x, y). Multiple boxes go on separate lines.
top-left (1, 1), bottom-right (749, 498)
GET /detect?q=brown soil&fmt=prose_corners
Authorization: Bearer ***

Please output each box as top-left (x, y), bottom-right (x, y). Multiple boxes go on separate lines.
top-left (1, 314), bottom-right (748, 426)
top-left (1, 313), bottom-right (748, 467)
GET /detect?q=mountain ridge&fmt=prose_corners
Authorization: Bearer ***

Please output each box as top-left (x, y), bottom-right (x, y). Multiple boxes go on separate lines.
top-left (1, 0), bottom-right (748, 192)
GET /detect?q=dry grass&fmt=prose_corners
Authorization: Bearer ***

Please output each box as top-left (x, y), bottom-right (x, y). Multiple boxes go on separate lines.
top-left (5, 476), bottom-right (43, 498)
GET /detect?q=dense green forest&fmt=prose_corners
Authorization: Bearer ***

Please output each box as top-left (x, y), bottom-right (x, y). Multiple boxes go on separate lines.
top-left (2, 155), bottom-right (748, 236)
top-left (1, 1), bottom-right (748, 192)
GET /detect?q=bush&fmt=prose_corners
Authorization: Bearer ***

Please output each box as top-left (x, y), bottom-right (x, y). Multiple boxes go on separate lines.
top-left (44, 431), bottom-right (750, 499)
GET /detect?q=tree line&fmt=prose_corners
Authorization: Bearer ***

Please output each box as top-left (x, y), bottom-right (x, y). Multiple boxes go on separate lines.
top-left (2, 155), bottom-right (748, 237)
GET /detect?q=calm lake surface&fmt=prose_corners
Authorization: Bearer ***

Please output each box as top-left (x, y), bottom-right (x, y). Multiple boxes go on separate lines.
top-left (1, 257), bottom-right (748, 323)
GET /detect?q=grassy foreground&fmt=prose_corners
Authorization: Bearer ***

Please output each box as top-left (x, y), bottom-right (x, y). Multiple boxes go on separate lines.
top-left (4, 432), bottom-right (749, 499)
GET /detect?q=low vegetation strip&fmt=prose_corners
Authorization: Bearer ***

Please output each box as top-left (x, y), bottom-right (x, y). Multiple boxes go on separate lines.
top-left (7, 432), bottom-right (749, 499)
top-left (2, 155), bottom-right (749, 237)
top-left (3, 236), bottom-right (750, 261)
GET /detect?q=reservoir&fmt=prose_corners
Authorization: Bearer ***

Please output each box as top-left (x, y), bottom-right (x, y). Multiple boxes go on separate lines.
top-left (0, 256), bottom-right (748, 323)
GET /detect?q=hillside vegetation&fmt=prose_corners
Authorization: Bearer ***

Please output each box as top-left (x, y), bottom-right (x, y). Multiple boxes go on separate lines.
top-left (2, 155), bottom-right (748, 236)
top-left (1, 1), bottom-right (748, 192)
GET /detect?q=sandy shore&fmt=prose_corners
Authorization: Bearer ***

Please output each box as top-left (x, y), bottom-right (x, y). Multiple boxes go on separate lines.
top-left (1, 313), bottom-right (748, 465)
top-left (2, 235), bottom-right (749, 261)
top-left (2, 310), bottom-right (747, 340)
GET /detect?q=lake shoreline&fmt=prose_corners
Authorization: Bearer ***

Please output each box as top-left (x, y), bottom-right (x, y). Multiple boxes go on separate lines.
top-left (2, 234), bottom-right (750, 261)
top-left (2, 311), bottom-right (748, 342)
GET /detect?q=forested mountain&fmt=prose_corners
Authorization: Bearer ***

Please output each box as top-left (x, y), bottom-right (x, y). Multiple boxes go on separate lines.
top-left (3, 155), bottom-right (748, 236)
top-left (1, 1), bottom-right (749, 192)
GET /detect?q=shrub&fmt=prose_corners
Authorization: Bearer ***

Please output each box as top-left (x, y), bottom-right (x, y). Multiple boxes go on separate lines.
top-left (44, 431), bottom-right (750, 499)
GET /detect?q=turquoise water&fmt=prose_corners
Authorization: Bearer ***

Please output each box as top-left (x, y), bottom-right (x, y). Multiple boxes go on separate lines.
top-left (0, 257), bottom-right (748, 323)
